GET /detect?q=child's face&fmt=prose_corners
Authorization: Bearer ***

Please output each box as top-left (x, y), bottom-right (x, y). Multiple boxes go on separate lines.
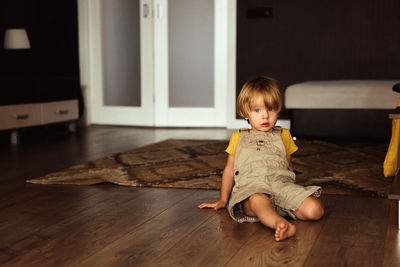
top-left (247, 93), bottom-right (278, 132)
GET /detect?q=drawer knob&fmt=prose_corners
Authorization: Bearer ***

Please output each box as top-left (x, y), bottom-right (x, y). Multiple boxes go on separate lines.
top-left (15, 114), bottom-right (29, 120)
top-left (56, 109), bottom-right (69, 115)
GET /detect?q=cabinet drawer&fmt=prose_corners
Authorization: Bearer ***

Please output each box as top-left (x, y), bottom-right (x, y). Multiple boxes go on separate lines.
top-left (41, 100), bottom-right (79, 124)
top-left (0, 104), bottom-right (42, 130)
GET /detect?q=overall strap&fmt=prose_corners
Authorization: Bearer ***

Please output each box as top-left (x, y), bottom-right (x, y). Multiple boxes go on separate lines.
top-left (234, 128), bottom-right (250, 170)
top-left (239, 128), bottom-right (251, 135)
top-left (271, 126), bottom-right (282, 135)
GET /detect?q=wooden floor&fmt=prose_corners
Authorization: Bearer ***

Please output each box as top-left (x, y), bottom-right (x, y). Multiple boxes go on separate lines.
top-left (0, 125), bottom-right (399, 267)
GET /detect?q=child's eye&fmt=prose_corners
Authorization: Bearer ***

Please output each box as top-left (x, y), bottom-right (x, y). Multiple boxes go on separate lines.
top-left (254, 108), bottom-right (260, 113)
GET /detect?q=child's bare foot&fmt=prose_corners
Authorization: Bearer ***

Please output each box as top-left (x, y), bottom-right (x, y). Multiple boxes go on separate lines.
top-left (274, 221), bottom-right (296, 241)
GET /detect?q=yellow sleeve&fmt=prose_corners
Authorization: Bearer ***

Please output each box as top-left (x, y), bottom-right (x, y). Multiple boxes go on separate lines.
top-left (281, 128), bottom-right (298, 156)
top-left (225, 131), bottom-right (240, 156)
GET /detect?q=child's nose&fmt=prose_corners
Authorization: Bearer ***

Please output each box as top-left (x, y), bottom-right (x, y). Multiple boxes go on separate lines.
top-left (262, 110), bottom-right (269, 118)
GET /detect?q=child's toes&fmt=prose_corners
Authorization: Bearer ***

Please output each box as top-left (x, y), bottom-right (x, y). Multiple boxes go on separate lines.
top-left (275, 222), bottom-right (290, 241)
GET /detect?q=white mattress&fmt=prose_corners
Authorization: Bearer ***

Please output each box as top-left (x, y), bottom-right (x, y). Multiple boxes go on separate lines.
top-left (285, 80), bottom-right (399, 109)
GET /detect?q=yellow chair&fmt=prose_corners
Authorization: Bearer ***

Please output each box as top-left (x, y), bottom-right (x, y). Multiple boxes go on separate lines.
top-left (386, 83), bottom-right (400, 229)
top-left (384, 83), bottom-right (400, 178)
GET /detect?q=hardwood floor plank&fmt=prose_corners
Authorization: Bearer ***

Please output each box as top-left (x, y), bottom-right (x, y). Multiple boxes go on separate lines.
top-left (144, 206), bottom-right (261, 267)
top-left (303, 196), bottom-right (389, 266)
top-left (383, 199), bottom-right (400, 267)
top-left (0, 185), bottom-right (78, 211)
top-left (77, 189), bottom-right (222, 267)
top-left (225, 196), bottom-right (337, 267)
top-left (1, 188), bottom-right (193, 267)
top-left (0, 185), bottom-right (143, 265)
top-left (0, 186), bottom-right (100, 247)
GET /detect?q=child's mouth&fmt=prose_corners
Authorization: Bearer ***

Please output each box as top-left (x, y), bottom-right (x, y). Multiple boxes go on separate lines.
top-left (262, 123), bottom-right (270, 127)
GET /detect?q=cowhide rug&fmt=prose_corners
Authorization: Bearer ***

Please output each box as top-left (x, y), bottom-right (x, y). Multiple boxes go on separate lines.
top-left (27, 139), bottom-right (393, 197)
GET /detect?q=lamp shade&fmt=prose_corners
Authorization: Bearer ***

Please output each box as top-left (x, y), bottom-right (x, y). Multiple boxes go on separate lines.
top-left (4, 28), bottom-right (31, 49)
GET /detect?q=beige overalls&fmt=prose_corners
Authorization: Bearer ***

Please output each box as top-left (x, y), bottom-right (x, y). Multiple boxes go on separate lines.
top-left (227, 127), bottom-right (321, 223)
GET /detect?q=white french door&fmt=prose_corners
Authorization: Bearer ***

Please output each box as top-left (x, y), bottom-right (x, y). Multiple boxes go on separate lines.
top-left (153, 0), bottom-right (227, 127)
top-left (89, 0), bottom-right (154, 126)
top-left (87, 0), bottom-right (229, 127)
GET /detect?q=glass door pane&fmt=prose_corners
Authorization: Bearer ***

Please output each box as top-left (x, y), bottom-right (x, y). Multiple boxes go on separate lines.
top-left (168, 0), bottom-right (214, 107)
top-left (102, 0), bottom-right (141, 107)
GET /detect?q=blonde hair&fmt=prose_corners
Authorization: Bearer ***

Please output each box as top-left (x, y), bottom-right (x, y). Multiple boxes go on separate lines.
top-left (237, 76), bottom-right (283, 118)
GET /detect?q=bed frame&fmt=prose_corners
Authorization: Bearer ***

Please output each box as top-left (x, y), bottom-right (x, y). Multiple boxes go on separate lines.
top-left (284, 80), bottom-right (399, 139)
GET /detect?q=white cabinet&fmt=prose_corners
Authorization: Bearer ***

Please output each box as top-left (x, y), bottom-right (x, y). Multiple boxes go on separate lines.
top-left (0, 100), bottom-right (79, 144)
top-left (0, 100), bottom-right (78, 131)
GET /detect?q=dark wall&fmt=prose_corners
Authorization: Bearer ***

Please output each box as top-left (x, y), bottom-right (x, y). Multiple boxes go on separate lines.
top-left (0, 0), bottom-right (79, 78)
top-left (0, 0), bottom-right (80, 105)
top-left (237, 0), bottom-right (400, 118)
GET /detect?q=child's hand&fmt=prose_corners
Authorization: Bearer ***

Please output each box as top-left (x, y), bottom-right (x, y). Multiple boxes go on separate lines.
top-left (197, 200), bottom-right (227, 211)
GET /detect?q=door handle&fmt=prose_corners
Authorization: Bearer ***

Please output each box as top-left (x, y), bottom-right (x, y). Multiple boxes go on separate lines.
top-left (143, 3), bottom-right (149, 18)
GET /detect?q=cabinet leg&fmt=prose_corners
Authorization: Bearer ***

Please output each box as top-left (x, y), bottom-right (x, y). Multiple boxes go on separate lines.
top-left (67, 122), bottom-right (77, 133)
top-left (11, 131), bottom-right (19, 145)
